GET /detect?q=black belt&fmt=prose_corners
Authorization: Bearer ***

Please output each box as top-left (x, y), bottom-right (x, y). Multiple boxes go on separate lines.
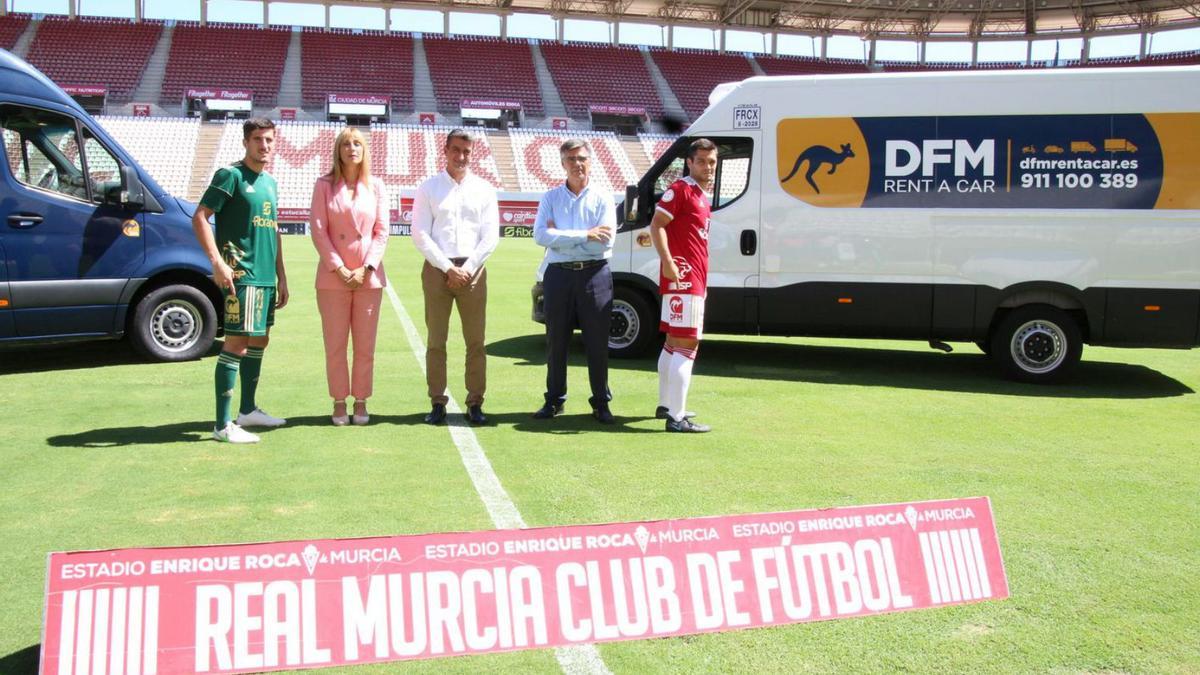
top-left (449, 257), bottom-right (468, 266)
top-left (550, 259), bottom-right (606, 271)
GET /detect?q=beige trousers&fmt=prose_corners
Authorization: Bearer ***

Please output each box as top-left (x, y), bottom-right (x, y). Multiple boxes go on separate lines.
top-left (421, 261), bottom-right (487, 406)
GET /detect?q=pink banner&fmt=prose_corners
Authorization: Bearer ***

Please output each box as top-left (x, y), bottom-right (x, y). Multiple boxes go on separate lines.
top-left (132, 104), bottom-right (151, 117)
top-left (186, 88), bottom-right (253, 101)
top-left (418, 113), bottom-right (436, 126)
top-left (461, 98), bottom-right (522, 110)
top-left (327, 93), bottom-right (389, 106)
top-left (279, 108), bottom-right (297, 121)
top-left (62, 85), bottom-right (107, 96)
top-left (41, 497), bottom-right (1005, 673)
top-left (589, 104), bottom-right (647, 117)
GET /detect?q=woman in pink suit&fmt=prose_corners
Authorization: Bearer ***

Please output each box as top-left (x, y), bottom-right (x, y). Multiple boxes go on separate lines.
top-left (310, 127), bottom-right (389, 426)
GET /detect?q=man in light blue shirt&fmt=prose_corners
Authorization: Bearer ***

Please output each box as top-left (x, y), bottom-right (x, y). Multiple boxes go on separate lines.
top-left (532, 138), bottom-right (616, 424)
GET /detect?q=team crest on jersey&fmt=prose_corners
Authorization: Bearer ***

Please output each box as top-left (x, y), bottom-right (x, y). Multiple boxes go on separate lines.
top-left (224, 294), bottom-right (241, 322)
top-left (662, 188), bottom-right (675, 203)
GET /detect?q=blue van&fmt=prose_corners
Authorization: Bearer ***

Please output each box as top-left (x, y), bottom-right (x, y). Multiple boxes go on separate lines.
top-left (0, 49), bottom-right (220, 361)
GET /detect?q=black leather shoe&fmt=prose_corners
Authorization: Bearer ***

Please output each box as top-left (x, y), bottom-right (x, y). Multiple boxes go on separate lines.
top-left (532, 402), bottom-right (562, 419)
top-left (666, 417), bottom-right (710, 433)
top-left (592, 405), bottom-right (615, 424)
top-left (425, 403), bottom-right (447, 425)
top-left (655, 406), bottom-right (695, 420)
top-left (467, 405), bottom-right (488, 425)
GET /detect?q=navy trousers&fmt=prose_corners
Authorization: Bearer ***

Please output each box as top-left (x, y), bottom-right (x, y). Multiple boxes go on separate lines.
top-left (543, 262), bottom-right (613, 408)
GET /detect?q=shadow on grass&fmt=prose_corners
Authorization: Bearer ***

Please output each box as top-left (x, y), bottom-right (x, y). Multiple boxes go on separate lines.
top-left (0, 644), bottom-right (37, 675)
top-left (480, 411), bottom-right (660, 434)
top-left (0, 339), bottom-right (225, 375)
top-left (44, 414), bottom-right (441, 448)
top-left (47, 421), bottom-right (213, 447)
top-left (489, 334), bottom-right (1192, 400)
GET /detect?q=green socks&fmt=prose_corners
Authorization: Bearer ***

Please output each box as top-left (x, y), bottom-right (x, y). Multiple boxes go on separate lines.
top-left (239, 346), bottom-right (265, 416)
top-left (215, 351), bottom-right (241, 428)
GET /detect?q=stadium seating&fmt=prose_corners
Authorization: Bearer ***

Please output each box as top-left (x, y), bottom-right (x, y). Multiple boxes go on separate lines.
top-left (27, 17), bottom-right (161, 102)
top-left (508, 128), bottom-right (638, 194)
top-left (649, 48), bottom-right (755, 120)
top-left (300, 29), bottom-right (414, 111)
top-left (211, 120), bottom-right (348, 209)
top-left (423, 35), bottom-right (543, 115)
top-left (540, 42), bottom-right (663, 119)
top-left (755, 55), bottom-right (869, 76)
top-left (370, 124), bottom-right (503, 192)
top-left (638, 133), bottom-right (677, 165)
top-left (161, 23), bottom-right (290, 107)
top-left (96, 115), bottom-right (198, 196)
top-left (0, 13), bottom-right (29, 50)
top-left (210, 122), bottom-right (503, 208)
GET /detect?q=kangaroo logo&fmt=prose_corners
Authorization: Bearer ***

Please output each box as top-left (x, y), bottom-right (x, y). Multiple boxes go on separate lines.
top-left (782, 143), bottom-right (855, 194)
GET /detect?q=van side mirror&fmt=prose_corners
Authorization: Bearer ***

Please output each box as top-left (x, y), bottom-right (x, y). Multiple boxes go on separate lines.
top-left (623, 184), bottom-right (639, 224)
top-left (119, 165), bottom-right (146, 208)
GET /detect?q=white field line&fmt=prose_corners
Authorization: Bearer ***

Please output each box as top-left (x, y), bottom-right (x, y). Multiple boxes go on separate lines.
top-left (384, 284), bottom-right (612, 675)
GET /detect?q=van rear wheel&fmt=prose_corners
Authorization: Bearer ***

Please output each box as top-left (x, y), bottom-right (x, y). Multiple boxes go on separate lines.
top-left (989, 304), bottom-right (1082, 383)
top-left (609, 287), bottom-right (657, 359)
top-left (130, 284), bottom-right (217, 362)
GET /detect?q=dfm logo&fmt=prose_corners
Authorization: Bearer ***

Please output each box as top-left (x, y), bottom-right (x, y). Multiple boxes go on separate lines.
top-left (668, 295), bottom-right (684, 322)
top-left (885, 140), bottom-right (995, 177)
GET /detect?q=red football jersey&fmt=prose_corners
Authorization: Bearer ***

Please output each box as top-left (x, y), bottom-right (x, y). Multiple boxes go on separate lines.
top-left (655, 176), bottom-right (712, 297)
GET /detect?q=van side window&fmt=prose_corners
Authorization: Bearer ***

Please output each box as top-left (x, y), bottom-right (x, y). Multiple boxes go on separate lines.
top-left (654, 157), bottom-right (685, 195)
top-left (81, 128), bottom-right (121, 204)
top-left (0, 104), bottom-right (89, 202)
top-left (649, 137), bottom-right (754, 214)
top-left (711, 139), bottom-right (753, 210)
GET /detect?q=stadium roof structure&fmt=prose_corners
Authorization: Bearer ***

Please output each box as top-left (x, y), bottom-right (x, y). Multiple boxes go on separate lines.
top-left (294, 0), bottom-right (1200, 40)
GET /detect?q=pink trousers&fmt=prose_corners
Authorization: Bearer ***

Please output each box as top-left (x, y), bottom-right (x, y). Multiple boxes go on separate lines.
top-left (316, 287), bottom-right (383, 401)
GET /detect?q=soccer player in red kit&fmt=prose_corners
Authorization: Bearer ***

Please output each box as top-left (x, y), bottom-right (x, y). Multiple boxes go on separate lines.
top-left (651, 139), bottom-right (718, 433)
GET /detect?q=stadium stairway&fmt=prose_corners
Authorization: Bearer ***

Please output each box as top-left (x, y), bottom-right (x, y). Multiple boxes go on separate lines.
top-left (187, 123), bottom-right (225, 202)
top-left (619, 136), bottom-right (652, 176)
top-left (276, 29), bottom-right (303, 110)
top-left (132, 24), bottom-right (173, 104)
top-left (410, 34), bottom-right (439, 116)
top-left (11, 16), bottom-right (36, 58)
top-left (529, 42), bottom-right (568, 120)
top-left (641, 50), bottom-right (687, 125)
top-left (747, 55), bottom-right (766, 76)
top-left (484, 130), bottom-right (520, 192)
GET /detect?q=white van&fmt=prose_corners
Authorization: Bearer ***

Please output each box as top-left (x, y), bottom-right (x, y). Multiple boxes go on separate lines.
top-left (603, 66), bottom-right (1200, 382)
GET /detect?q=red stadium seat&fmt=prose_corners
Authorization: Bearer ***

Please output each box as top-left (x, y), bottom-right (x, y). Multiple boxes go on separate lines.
top-left (26, 16), bottom-right (160, 103)
top-left (161, 22), bottom-right (289, 106)
top-left (423, 35), bottom-right (543, 115)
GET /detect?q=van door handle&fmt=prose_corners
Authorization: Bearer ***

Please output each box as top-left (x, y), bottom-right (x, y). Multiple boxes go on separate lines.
top-left (740, 229), bottom-right (757, 255)
top-left (7, 213), bottom-right (43, 228)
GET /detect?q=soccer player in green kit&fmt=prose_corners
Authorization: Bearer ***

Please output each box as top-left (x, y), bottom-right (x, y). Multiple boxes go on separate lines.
top-left (191, 118), bottom-right (290, 443)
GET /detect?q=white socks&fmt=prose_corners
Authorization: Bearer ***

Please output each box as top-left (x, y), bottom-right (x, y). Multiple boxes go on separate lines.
top-left (663, 345), bottom-right (697, 422)
top-left (658, 347), bottom-right (672, 408)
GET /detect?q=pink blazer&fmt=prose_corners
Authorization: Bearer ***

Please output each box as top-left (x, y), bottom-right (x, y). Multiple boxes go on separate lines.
top-left (309, 175), bottom-right (390, 290)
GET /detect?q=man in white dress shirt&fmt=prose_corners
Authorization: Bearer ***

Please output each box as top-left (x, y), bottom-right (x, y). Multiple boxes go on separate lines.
top-left (412, 129), bottom-right (499, 425)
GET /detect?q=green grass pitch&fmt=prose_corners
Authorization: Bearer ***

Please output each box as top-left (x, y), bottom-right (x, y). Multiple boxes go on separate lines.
top-left (1, 236), bottom-right (1198, 673)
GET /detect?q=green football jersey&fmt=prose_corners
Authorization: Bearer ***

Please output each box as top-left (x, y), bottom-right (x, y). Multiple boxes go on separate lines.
top-left (200, 162), bottom-right (279, 287)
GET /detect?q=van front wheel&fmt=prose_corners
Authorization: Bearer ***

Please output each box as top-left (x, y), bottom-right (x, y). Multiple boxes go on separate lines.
top-left (609, 287), bottom-right (657, 359)
top-left (130, 284), bottom-right (217, 362)
top-left (990, 305), bottom-right (1082, 383)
